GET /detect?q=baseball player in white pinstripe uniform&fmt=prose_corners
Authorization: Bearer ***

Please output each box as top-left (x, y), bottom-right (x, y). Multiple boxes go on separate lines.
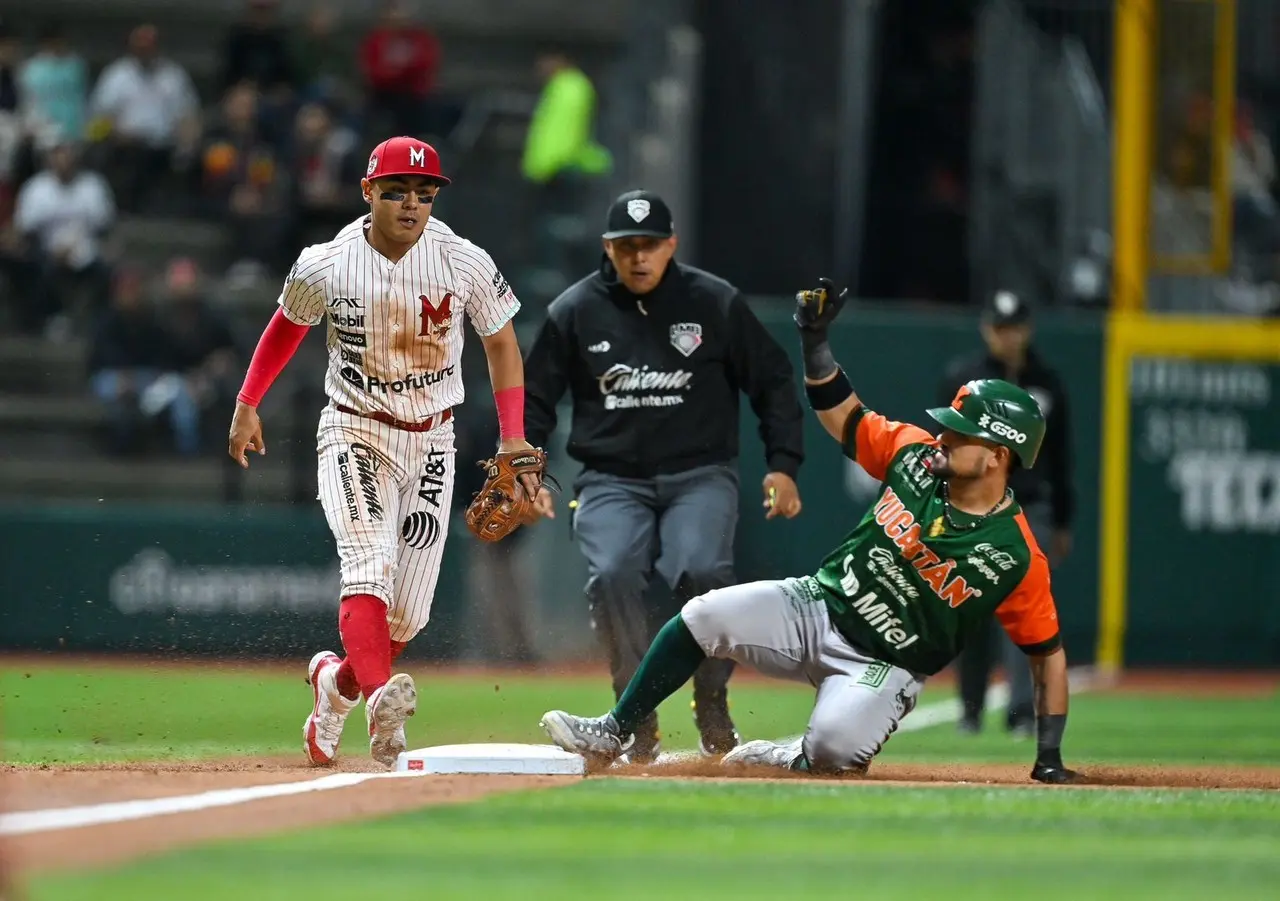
top-left (227, 136), bottom-right (537, 767)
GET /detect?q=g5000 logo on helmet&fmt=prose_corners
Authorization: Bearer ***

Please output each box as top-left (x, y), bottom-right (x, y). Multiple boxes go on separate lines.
top-left (978, 413), bottom-right (1027, 445)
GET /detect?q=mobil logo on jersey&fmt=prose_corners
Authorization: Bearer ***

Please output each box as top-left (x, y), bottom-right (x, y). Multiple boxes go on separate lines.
top-left (332, 298), bottom-right (367, 341)
top-left (869, 487), bottom-right (982, 608)
top-left (331, 310), bottom-right (365, 329)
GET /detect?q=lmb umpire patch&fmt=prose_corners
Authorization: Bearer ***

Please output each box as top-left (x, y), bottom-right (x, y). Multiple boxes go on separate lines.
top-left (669, 322), bottom-right (703, 357)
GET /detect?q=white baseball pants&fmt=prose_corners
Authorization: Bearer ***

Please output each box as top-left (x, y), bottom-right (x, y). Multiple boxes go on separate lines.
top-left (316, 405), bottom-right (456, 643)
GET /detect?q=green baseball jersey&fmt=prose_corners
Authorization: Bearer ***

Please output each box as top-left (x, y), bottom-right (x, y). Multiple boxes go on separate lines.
top-left (807, 407), bottom-right (1061, 676)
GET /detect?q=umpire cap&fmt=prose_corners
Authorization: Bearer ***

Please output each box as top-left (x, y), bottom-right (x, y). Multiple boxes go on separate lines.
top-left (602, 190), bottom-right (675, 240)
top-left (927, 379), bottom-right (1046, 468)
top-left (982, 290), bottom-right (1032, 326)
top-left (365, 136), bottom-right (451, 185)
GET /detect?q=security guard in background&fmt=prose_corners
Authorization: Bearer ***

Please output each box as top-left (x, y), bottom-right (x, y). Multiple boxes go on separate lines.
top-left (523, 189), bottom-right (806, 761)
top-left (940, 290), bottom-right (1075, 737)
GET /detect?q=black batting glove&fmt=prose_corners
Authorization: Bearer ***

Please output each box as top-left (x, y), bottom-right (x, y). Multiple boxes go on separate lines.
top-left (794, 277), bottom-right (849, 336)
top-left (794, 278), bottom-right (849, 381)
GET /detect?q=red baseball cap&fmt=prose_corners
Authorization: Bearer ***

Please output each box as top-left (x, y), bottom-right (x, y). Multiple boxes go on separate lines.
top-left (364, 136), bottom-right (451, 185)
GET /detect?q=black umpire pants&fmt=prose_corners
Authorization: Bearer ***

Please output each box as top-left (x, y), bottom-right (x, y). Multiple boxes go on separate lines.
top-left (571, 463), bottom-right (739, 751)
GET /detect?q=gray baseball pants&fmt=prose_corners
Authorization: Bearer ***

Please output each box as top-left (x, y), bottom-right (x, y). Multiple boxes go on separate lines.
top-left (572, 464), bottom-right (739, 741)
top-left (681, 577), bottom-right (925, 771)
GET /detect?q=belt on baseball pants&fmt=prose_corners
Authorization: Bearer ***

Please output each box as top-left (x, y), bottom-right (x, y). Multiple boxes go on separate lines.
top-left (334, 404), bottom-right (453, 432)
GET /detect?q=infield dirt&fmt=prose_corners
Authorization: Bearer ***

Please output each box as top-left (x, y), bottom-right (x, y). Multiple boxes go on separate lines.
top-left (4, 754), bottom-right (1278, 876)
top-left (3, 665), bottom-right (1277, 875)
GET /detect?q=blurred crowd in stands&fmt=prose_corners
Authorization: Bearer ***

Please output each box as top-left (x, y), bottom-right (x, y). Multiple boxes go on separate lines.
top-left (2, 0), bottom-right (1274, 464)
top-left (0, 0), bottom-right (612, 459)
top-left (0, 0), bottom-right (454, 336)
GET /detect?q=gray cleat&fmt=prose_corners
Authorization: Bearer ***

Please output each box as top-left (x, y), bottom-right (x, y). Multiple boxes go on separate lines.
top-left (540, 711), bottom-right (633, 764)
top-left (721, 738), bottom-right (805, 770)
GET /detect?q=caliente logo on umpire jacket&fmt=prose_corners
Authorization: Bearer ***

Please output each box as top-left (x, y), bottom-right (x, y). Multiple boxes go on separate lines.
top-left (597, 363), bottom-right (692, 411)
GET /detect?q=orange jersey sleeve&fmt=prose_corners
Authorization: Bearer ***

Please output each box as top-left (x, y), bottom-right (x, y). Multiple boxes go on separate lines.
top-left (996, 515), bottom-right (1062, 653)
top-left (843, 408), bottom-right (937, 482)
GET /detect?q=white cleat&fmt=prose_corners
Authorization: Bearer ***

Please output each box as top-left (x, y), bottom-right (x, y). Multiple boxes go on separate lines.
top-left (303, 651), bottom-right (360, 766)
top-left (721, 738), bottom-right (805, 771)
top-left (366, 672), bottom-right (417, 767)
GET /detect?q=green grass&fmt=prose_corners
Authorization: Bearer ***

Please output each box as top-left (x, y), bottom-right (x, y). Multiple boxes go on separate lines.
top-left (31, 780), bottom-right (1280, 901)
top-left (3, 662), bottom-right (1277, 766)
top-left (880, 690), bottom-right (1280, 766)
top-left (6, 661), bottom-right (1279, 900)
top-left (0, 662), bottom-right (815, 763)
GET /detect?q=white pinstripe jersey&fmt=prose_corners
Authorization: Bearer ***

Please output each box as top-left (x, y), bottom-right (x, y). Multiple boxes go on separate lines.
top-left (278, 215), bottom-right (520, 422)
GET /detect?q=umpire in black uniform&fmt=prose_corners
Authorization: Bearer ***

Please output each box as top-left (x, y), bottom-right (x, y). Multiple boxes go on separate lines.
top-left (523, 189), bottom-right (806, 761)
top-left (941, 290), bottom-right (1075, 737)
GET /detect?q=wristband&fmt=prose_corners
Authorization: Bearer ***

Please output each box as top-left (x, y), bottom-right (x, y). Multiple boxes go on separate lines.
top-left (1036, 712), bottom-right (1067, 755)
top-left (494, 386), bottom-right (525, 441)
top-left (798, 328), bottom-right (837, 381)
top-left (805, 367), bottom-right (854, 411)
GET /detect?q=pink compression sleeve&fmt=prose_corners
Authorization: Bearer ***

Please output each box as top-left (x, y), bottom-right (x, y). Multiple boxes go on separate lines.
top-left (236, 309), bottom-right (310, 407)
top-left (494, 385), bottom-right (525, 441)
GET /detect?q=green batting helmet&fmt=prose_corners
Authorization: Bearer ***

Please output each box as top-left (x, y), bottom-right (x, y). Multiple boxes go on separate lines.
top-left (926, 379), bottom-right (1046, 468)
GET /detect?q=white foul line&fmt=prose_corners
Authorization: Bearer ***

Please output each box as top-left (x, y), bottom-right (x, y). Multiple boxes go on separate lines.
top-left (0, 770), bottom-right (411, 837)
top-left (2, 668), bottom-right (1099, 835)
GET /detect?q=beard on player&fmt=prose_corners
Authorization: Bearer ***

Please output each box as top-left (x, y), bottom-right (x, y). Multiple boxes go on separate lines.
top-left (362, 175), bottom-right (440, 250)
top-left (926, 429), bottom-right (1012, 483)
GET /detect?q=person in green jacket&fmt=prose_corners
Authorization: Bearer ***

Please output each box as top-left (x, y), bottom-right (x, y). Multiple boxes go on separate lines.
top-left (521, 52), bottom-right (612, 185)
top-left (522, 52), bottom-right (613, 281)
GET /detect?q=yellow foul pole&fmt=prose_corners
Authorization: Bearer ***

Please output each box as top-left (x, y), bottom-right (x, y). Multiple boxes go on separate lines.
top-left (1099, 0), bottom-right (1157, 674)
top-left (1111, 0), bottom-right (1156, 314)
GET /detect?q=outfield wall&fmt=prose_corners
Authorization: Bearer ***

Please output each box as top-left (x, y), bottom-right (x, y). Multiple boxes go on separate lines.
top-left (2, 303), bottom-right (1277, 666)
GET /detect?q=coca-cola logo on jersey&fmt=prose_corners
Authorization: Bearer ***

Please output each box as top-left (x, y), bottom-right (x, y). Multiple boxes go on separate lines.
top-left (597, 363), bottom-right (692, 411)
top-left (369, 365), bottom-right (456, 394)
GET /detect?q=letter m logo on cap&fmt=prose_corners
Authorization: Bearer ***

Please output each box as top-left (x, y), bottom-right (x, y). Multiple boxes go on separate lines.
top-left (364, 137), bottom-right (452, 185)
top-left (950, 384), bottom-right (971, 411)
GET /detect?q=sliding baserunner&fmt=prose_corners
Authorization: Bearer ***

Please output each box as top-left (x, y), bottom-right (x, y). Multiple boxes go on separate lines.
top-left (540, 277), bottom-right (1081, 784)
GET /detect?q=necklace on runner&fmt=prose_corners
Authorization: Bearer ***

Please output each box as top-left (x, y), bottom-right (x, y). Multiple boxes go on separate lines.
top-left (939, 483), bottom-right (1012, 532)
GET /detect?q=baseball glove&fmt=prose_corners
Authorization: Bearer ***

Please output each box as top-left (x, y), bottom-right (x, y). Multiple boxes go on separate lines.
top-left (464, 447), bottom-right (556, 542)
